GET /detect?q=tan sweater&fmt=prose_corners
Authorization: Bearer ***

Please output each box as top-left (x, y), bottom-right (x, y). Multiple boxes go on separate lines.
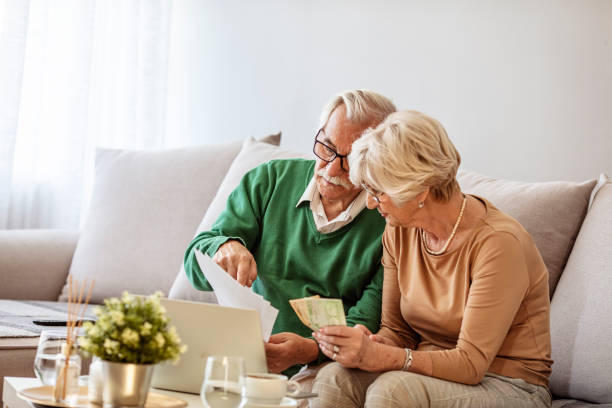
top-left (378, 197), bottom-right (553, 387)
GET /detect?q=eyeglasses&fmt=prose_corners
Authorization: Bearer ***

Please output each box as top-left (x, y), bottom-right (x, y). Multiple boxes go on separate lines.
top-left (361, 184), bottom-right (383, 204)
top-left (313, 130), bottom-right (349, 172)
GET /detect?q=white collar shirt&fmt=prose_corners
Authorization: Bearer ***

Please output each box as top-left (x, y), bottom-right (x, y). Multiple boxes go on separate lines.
top-left (296, 176), bottom-right (367, 234)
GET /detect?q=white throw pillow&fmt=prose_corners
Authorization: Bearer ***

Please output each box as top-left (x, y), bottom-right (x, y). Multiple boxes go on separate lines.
top-left (458, 170), bottom-right (597, 297)
top-left (549, 175), bottom-right (612, 403)
top-left (61, 139), bottom-right (253, 303)
top-left (168, 137), bottom-right (311, 302)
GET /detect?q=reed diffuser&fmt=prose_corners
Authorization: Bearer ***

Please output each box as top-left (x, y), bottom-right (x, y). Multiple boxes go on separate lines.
top-left (53, 276), bottom-right (94, 403)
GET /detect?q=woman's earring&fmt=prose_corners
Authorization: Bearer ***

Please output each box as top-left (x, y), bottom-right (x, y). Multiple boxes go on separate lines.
top-left (418, 202), bottom-right (424, 208)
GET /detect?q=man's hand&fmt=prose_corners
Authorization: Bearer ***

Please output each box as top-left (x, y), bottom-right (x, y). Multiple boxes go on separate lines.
top-left (264, 333), bottom-right (319, 374)
top-left (212, 240), bottom-right (257, 287)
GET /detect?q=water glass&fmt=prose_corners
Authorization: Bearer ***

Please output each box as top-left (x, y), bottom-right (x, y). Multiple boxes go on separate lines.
top-left (34, 329), bottom-right (68, 385)
top-left (200, 356), bottom-right (246, 408)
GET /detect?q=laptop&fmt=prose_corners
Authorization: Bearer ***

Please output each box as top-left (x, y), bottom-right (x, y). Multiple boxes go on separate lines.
top-left (150, 298), bottom-right (268, 394)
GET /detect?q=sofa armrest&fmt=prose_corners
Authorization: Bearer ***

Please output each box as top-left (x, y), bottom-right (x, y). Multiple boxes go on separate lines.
top-left (0, 229), bottom-right (79, 300)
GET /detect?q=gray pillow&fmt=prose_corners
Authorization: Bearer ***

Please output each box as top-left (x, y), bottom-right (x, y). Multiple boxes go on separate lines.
top-left (168, 137), bottom-right (310, 302)
top-left (61, 139), bottom-right (254, 303)
top-left (549, 175), bottom-right (611, 403)
top-left (458, 170), bottom-right (596, 297)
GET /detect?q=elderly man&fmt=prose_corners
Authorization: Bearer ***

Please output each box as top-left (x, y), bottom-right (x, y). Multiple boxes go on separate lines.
top-left (184, 89), bottom-right (396, 379)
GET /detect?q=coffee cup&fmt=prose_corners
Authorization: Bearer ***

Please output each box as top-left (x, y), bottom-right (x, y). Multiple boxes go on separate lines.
top-left (245, 373), bottom-right (301, 405)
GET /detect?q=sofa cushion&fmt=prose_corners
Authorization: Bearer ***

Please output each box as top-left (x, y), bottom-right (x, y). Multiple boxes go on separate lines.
top-left (457, 171), bottom-right (596, 296)
top-left (553, 400), bottom-right (612, 408)
top-left (168, 137), bottom-right (310, 302)
top-left (549, 175), bottom-right (612, 404)
top-left (0, 229), bottom-right (78, 300)
top-left (0, 338), bottom-right (39, 396)
top-left (61, 136), bottom-right (279, 304)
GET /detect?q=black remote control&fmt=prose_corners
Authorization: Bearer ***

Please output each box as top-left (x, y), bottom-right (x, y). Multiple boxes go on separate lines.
top-left (32, 319), bottom-right (95, 326)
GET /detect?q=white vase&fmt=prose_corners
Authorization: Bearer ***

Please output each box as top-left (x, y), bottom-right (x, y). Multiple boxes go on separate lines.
top-left (101, 361), bottom-right (155, 408)
top-left (88, 357), bottom-right (104, 405)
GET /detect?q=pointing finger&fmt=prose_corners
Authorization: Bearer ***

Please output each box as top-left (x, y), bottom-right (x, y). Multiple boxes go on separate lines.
top-left (247, 259), bottom-right (258, 287)
top-left (236, 259), bottom-right (250, 286)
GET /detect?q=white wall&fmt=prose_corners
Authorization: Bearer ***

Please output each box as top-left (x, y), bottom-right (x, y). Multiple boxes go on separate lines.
top-left (165, 0), bottom-right (612, 182)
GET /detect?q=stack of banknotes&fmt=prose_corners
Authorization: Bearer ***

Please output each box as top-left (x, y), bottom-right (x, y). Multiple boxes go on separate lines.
top-left (289, 295), bottom-right (347, 330)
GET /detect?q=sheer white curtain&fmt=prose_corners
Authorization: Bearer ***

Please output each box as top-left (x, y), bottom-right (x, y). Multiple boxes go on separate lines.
top-left (0, 0), bottom-right (171, 229)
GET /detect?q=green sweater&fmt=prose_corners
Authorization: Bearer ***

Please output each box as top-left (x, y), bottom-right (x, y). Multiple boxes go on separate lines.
top-left (184, 159), bottom-right (386, 374)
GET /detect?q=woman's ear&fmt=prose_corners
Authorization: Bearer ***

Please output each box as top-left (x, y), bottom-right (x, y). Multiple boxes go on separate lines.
top-left (416, 188), bottom-right (430, 207)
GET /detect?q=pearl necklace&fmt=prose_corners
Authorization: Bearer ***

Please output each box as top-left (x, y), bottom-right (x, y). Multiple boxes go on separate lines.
top-left (421, 195), bottom-right (467, 256)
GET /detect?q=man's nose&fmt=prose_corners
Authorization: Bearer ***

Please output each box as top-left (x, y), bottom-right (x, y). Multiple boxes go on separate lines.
top-left (327, 156), bottom-right (345, 176)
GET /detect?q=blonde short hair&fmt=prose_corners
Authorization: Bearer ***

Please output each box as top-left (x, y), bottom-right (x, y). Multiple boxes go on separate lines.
top-left (349, 110), bottom-right (461, 205)
top-left (318, 89), bottom-right (396, 129)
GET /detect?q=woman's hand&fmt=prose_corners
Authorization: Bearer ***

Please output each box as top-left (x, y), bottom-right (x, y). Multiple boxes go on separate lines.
top-left (313, 324), bottom-right (382, 371)
top-left (369, 333), bottom-right (397, 346)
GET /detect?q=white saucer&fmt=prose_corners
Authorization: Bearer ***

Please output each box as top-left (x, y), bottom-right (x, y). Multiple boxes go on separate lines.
top-left (244, 397), bottom-right (297, 408)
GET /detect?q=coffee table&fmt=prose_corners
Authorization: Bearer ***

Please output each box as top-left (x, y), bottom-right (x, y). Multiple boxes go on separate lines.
top-left (2, 377), bottom-right (203, 408)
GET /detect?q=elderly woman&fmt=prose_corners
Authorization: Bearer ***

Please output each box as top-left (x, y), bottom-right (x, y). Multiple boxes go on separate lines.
top-left (311, 110), bottom-right (552, 407)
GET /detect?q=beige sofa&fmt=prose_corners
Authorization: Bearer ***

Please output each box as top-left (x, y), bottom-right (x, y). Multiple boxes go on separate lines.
top-left (1, 136), bottom-right (611, 407)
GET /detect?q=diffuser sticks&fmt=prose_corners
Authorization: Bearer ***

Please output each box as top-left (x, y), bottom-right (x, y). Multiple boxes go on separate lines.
top-left (53, 276), bottom-right (94, 402)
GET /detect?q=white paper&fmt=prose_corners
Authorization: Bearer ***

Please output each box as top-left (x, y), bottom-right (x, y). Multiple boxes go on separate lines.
top-left (195, 250), bottom-right (278, 341)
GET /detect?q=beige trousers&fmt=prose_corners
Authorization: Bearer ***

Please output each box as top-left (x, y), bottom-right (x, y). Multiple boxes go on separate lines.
top-left (310, 362), bottom-right (552, 408)
top-left (290, 362), bottom-right (332, 408)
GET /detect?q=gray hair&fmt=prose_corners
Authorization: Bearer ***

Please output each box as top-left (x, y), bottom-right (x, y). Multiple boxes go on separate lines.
top-left (318, 89), bottom-right (396, 129)
top-left (348, 110), bottom-right (461, 205)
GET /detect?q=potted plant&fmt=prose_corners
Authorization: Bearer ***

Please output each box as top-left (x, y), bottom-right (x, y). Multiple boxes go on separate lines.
top-left (79, 291), bottom-right (186, 407)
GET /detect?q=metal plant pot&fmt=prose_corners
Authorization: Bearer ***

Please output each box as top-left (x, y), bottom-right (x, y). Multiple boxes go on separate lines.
top-left (101, 361), bottom-right (155, 407)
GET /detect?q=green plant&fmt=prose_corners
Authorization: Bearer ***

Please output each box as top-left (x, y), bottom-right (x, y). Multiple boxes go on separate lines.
top-left (79, 292), bottom-right (186, 364)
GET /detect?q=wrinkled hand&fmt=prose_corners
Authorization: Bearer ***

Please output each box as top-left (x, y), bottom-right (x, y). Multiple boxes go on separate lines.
top-left (346, 325), bottom-right (397, 346)
top-left (368, 333), bottom-right (397, 346)
top-left (213, 240), bottom-right (257, 287)
top-left (314, 324), bottom-right (380, 371)
top-left (264, 333), bottom-right (319, 374)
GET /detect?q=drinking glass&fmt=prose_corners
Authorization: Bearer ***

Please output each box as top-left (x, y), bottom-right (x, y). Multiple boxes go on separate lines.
top-left (200, 356), bottom-right (246, 408)
top-left (33, 329), bottom-right (68, 385)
